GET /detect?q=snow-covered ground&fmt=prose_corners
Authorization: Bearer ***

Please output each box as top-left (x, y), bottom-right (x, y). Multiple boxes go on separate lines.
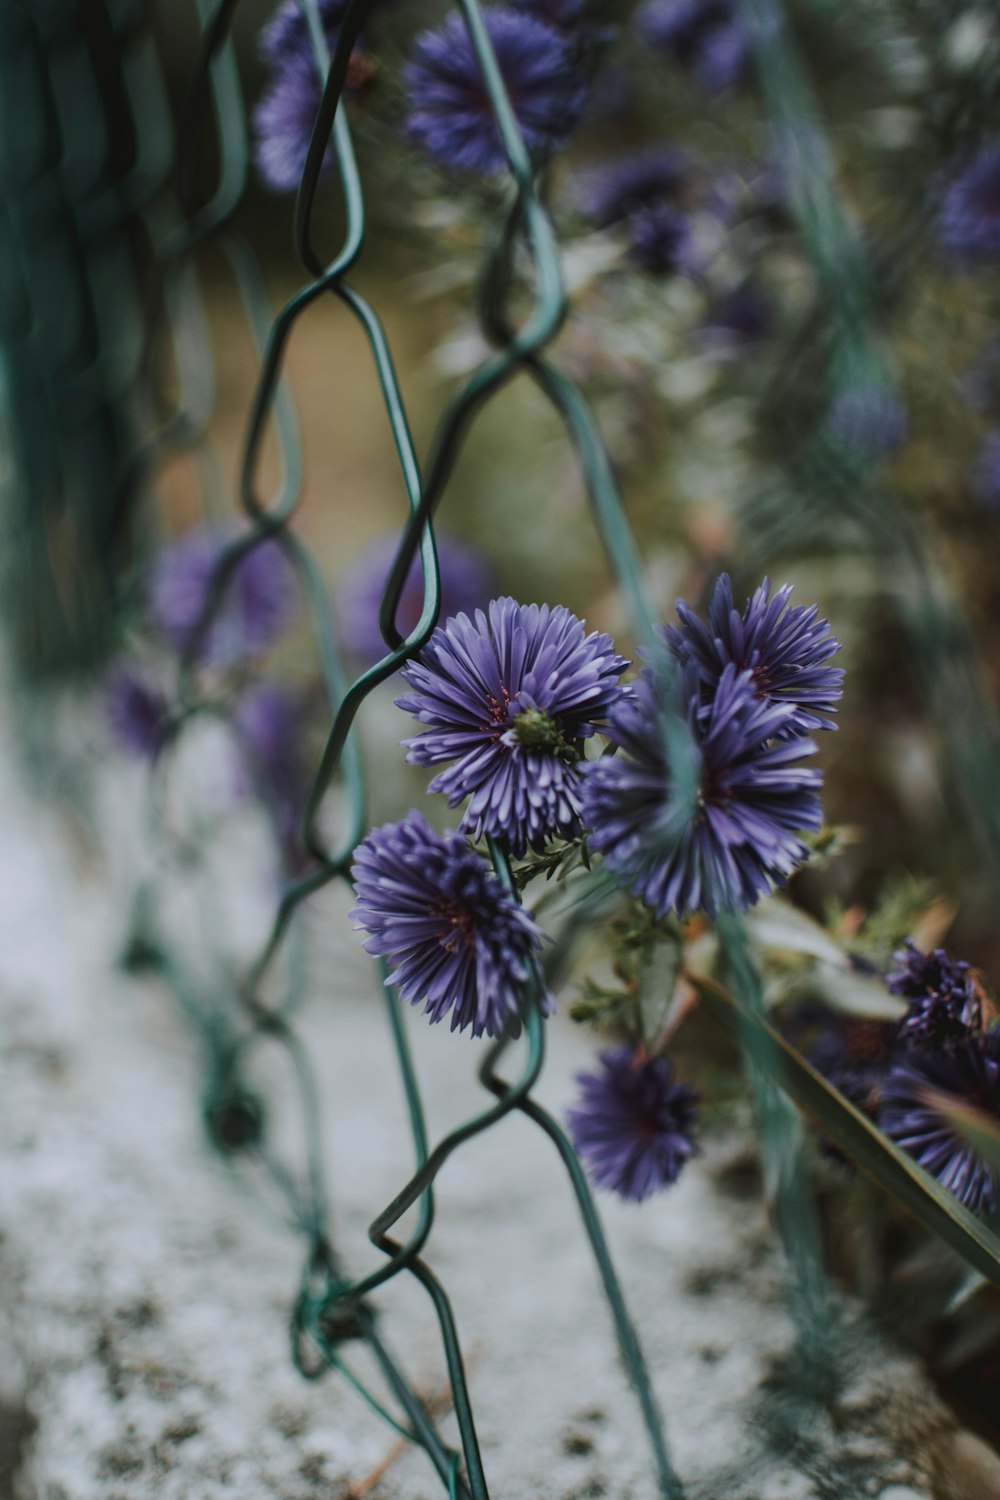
top-left (0, 721), bottom-right (995, 1500)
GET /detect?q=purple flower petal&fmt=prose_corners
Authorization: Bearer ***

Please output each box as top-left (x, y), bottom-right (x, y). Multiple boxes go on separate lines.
top-left (350, 810), bottom-right (552, 1038)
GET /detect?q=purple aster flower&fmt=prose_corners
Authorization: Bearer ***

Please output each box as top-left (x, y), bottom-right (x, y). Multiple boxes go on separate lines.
top-left (574, 144), bottom-right (701, 275)
top-left (785, 1003), bottom-right (895, 1116)
top-left (825, 388), bottom-right (907, 460)
top-left (234, 684), bottom-right (311, 866)
top-left (567, 1045), bottom-right (699, 1201)
top-left (575, 144), bottom-right (691, 229)
top-left (254, 0), bottom-right (370, 194)
top-left (635, 0), bottom-right (748, 92)
top-left (396, 598), bottom-right (629, 857)
top-left (879, 1032), bottom-right (1000, 1215)
top-left (936, 142), bottom-right (1000, 265)
top-left (581, 663), bottom-right (823, 920)
top-left (628, 200), bottom-right (700, 275)
top-left (105, 664), bottom-right (172, 759)
top-left (350, 810), bottom-right (552, 1038)
top-left (888, 939), bottom-right (981, 1049)
top-left (664, 574), bottom-right (843, 739)
top-left (337, 532), bottom-right (494, 666)
top-left (259, 0), bottom-right (347, 63)
top-left (254, 55), bottom-right (329, 193)
top-left (970, 430), bottom-right (1000, 511)
top-left (694, 17), bottom-right (748, 91)
top-left (404, 9), bottom-right (586, 176)
top-left (149, 531), bottom-right (294, 667)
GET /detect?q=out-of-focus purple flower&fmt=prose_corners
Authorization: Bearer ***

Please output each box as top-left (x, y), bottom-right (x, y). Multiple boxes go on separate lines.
top-left (695, 16), bottom-right (748, 91)
top-left (575, 144), bottom-right (701, 276)
top-left (582, 663), bottom-right (823, 921)
top-left (879, 1032), bottom-right (1000, 1215)
top-left (888, 940), bottom-right (981, 1049)
top-left (664, 574), bottom-right (843, 738)
top-left (628, 201), bottom-right (700, 274)
top-left (698, 283), bottom-right (771, 354)
top-left (825, 388), bottom-right (907, 460)
top-left (337, 532), bottom-right (494, 666)
top-left (636, 0), bottom-right (749, 91)
top-left (397, 598), bottom-right (628, 857)
top-left (259, 0), bottom-right (347, 64)
top-left (404, 9), bottom-right (586, 175)
top-left (575, 145), bottom-right (690, 228)
top-left (936, 142), bottom-right (1000, 265)
top-left (350, 810), bottom-right (552, 1038)
top-left (254, 0), bottom-right (369, 194)
top-left (254, 56), bottom-right (328, 193)
top-left (149, 531), bottom-right (294, 667)
top-left (234, 684), bottom-right (311, 864)
top-left (786, 1003), bottom-right (895, 1117)
top-left (105, 664), bottom-right (172, 759)
top-left (567, 1044), bottom-right (699, 1201)
top-left (970, 430), bottom-right (1000, 511)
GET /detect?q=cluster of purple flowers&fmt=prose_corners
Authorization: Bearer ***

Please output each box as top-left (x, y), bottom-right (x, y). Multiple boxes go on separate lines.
top-left (106, 527), bottom-right (309, 866)
top-left (253, 0), bottom-right (370, 194)
top-left (349, 577), bottom-right (843, 1202)
top-left (585, 574), bottom-right (841, 922)
top-left (108, 528), bottom-right (296, 763)
top-left (801, 936), bottom-right (1000, 1216)
top-left (351, 597), bottom-right (623, 1042)
top-left (251, 0), bottom-right (590, 185)
top-left (876, 941), bottom-right (1000, 1214)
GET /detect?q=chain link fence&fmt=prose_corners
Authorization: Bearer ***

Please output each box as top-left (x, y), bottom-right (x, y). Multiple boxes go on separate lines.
top-left (6, 2), bottom-right (1000, 1496)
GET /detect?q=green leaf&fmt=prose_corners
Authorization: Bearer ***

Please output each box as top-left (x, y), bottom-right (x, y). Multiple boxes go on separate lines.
top-left (746, 899), bottom-right (847, 966)
top-left (801, 965), bottom-right (905, 1021)
top-left (688, 972), bottom-right (1000, 1288)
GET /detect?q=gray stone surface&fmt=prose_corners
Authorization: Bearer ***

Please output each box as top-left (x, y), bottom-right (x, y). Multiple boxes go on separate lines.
top-left (0, 731), bottom-right (973, 1499)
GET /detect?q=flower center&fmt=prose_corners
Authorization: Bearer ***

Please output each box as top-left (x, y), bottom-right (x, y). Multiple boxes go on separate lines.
top-left (486, 688), bottom-right (512, 735)
top-left (749, 660), bottom-right (775, 696)
top-left (511, 707), bottom-right (579, 762)
top-left (433, 900), bottom-right (477, 954)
